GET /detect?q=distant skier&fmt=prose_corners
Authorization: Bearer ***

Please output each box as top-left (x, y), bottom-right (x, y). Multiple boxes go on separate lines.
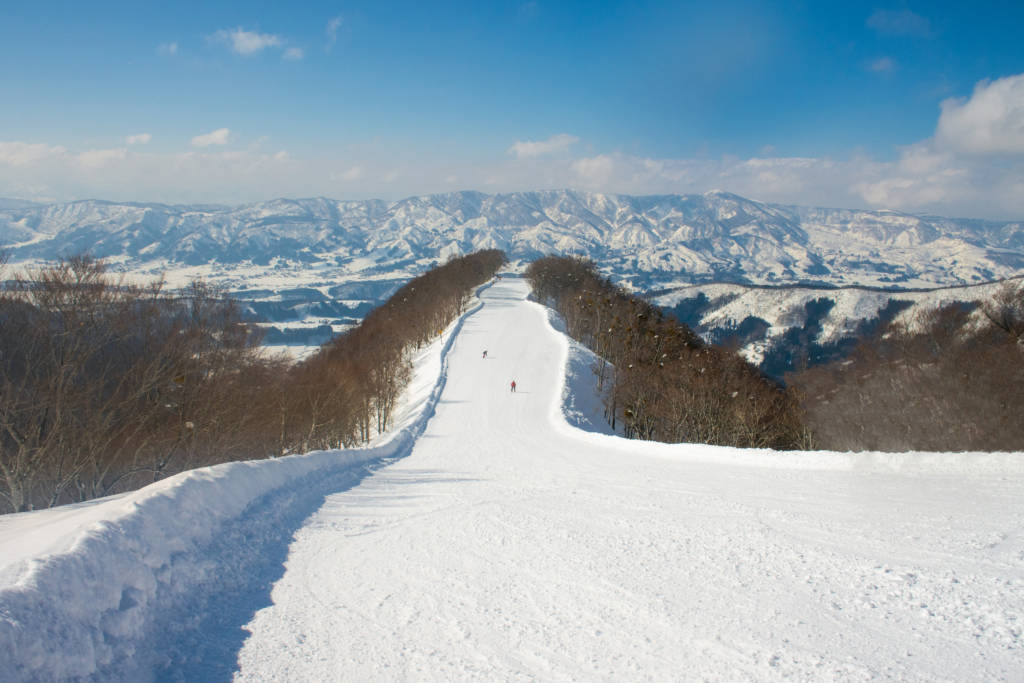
top-left (482, 350), bottom-right (488, 359)
top-left (510, 380), bottom-right (516, 393)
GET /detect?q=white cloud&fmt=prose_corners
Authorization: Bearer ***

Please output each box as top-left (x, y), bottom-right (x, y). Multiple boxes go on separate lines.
top-left (210, 28), bottom-right (283, 56)
top-left (283, 47), bottom-right (304, 61)
top-left (866, 9), bottom-right (933, 37)
top-left (0, 141), bottom-right (67, 166)
top-left (191, 128), bottom-right (231, 148)
top-left (247, 136), bottom-right (269, 152)
top-left (126, 133), bottom-right (152, 145)
top-left (935, 73), bottom-right (1024, 156)
top-left (571, 154), bottom-right (615, 184)
top-left (158, 42), bottom-right (178, 56)
top-left (326, 16), bottom-right (343, 50)
top-left (76, 148), bottom-right (127, 168)
top-left (852, 141), bottom-right (964, 207)
top-left (507, 133), bottom-right (579, 158)
top-left (867, 57), bottom-right (895, 73)
top-left (5, 138), bottom-right (1022, 219)
top-left (7, 73), bottom-right (1024, 220)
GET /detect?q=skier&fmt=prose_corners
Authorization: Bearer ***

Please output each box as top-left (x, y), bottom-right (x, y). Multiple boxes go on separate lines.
top-left (482, 350), bottom-right (487, 359)
top-left (510, 380), bottom-right (517, 393)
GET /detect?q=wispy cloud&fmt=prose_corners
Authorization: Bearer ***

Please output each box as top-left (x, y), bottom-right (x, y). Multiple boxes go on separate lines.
top-left (191, 128), bottom-right (231, 147)
top-left (508, 133), bottom-right (579, 158)
top-left (283, 47), bottom-right (304, 61)
top-left (571, 154), bottom-right (615, 183)
top-left (326, 16), bottom-right (343, 51)
top-left (126, 133), bottom-right (152, 145)
top-left (157, 42), bottom-right (178, 56)
top-left (867, 57), bottom-right (895, 73)
top-left (517, 2), bottom-right (540, 23)
top-left (77, 148), bottom-right (127, 169)
top-left (867, 9), bottom-right (933, 37)
top-left (0, 141), bottom-right (67, 166)
top-left (210, 28), bottom-right (283, 56)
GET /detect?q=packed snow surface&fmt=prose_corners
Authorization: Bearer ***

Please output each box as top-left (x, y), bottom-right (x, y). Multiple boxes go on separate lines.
top-left (3, 278), bottom-right (1024, 680)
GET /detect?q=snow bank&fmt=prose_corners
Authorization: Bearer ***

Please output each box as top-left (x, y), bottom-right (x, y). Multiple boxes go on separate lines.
top-left (0, 282), bottom-right (492, 681)
top-left (539, 300), bottom-right (1024, 477)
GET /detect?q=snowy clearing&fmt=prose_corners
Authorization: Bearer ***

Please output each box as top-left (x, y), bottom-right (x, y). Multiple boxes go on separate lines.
top-left (3, 277), bottom-right (1024, 681)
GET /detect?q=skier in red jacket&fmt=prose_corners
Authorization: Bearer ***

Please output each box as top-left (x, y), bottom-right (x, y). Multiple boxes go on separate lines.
top-left (510, 380), bottom-right (517, 393)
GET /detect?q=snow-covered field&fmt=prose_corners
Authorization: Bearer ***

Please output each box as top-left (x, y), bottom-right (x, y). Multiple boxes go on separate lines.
top-left (2, 278), bottom-right (1023, 680)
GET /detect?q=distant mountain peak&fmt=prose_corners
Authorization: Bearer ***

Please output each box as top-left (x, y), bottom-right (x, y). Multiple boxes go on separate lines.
top-left (1, 189), bottom-right (1021, 290)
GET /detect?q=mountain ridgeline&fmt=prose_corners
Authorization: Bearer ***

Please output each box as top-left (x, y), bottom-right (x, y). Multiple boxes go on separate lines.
top-left (2, 190), bottom-right (1023, 290)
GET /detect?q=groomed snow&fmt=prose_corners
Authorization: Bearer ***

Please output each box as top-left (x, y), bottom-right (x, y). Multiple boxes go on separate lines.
top-left (3, 277), bottom-right (1024, 680)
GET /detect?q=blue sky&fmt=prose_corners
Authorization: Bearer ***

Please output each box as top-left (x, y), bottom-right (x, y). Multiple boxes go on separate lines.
top-left (1, 1), bottom-right (1023, 218)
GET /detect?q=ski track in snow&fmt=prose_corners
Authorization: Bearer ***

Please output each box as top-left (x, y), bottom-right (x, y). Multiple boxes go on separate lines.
top-left (233, 278), bottom-right (1024, 681)
top-left (2, 277), bottom-right (1024, 681)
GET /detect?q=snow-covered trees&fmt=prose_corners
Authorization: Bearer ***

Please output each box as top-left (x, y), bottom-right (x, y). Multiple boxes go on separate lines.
top-left (526, 256), bottom-right (807, 449)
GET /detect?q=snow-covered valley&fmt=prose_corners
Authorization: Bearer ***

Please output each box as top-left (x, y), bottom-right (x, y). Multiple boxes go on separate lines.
top-left (2, 278), bottom-right (1023, 680)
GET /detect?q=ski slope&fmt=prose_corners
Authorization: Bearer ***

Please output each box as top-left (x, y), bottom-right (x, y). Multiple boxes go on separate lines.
top-left (3, 277), bottom-right (1024, 680)
top-left (234, 278), bottom-right (1024, 680)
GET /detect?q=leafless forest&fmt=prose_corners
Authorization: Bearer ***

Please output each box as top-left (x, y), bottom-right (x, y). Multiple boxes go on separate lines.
top-left (3, 249), bottom-right (1020, 513)
top-left (0, 250), bottom-right (505, 513)
top-left (787, 280), bottom-right (1024, 452)
top-left (526, 256), bottom-right (808, 449)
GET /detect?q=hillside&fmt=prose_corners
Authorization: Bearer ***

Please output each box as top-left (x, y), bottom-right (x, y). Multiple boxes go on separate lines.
top-left (2, 277), bottom-right (1023, 680)
top-left (654, 279), bottom-right (1019, 374)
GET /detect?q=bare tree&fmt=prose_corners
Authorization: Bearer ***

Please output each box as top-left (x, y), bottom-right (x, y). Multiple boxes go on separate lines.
top-left (0, 250), bottom-right (506, 513)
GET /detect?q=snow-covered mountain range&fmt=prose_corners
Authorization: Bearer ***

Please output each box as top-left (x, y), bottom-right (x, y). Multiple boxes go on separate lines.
top-left (2, 190), bottom-right (1021, 363)
top-left (2, 190), bottom-right (1022, 290)
top-left (652, 279), bottom-right (1019, 377)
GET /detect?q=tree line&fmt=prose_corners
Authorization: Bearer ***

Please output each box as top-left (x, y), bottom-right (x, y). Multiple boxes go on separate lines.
top-left (525, 256), bottom-right (808, 449)
top-left (786, 279), bottom-right (1024, 451)
top-left (0, 250), bottom-right (505, 513)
